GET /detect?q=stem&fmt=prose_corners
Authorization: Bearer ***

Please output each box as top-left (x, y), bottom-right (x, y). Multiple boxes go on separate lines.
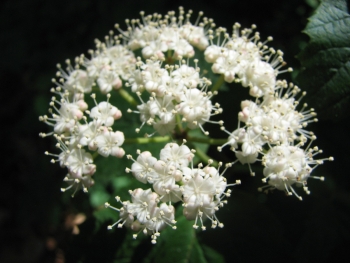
top-left (187, 142), bottom-right (219, 167)
top-left (118, 88), bottom-right (138, 107)
top-left (211, 74), bottom-right (225, 92)
top-left (124, 136), bottom-right (171, 144)
top-left (187, 136), bottom-right (227, 145)
top-left (92, 151), bottom-right (99, 160)
top-left (194, 145), bottom-right (218, 167)
top-left (175, 113), bottom-right (184, 134)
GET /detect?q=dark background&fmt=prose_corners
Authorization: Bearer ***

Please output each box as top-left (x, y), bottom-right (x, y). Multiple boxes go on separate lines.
top-left (1, 0), bottom-right (350, 262)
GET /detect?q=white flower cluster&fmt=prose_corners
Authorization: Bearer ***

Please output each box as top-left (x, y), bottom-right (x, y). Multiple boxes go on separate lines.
top-left (259, 143), bottom-right (333, 200)
top-left (127, 58), bottom-right (223, 136)
top-left (40, 6), bottom-right (334, 244)
top-left (109, 8), bottom-right (222, 136)
top-left (105, 190), bottom-right (175, 244)
top-left (205, 25), bottom-right (292, 97)
top-left (115, 7), bottom-right (212, 59)
top-left (106, 141), bottom-right (240, 243)
top-left (39, 88), bottom-right (125, 196)
top-left (200, 21), bottom-right (333, 199)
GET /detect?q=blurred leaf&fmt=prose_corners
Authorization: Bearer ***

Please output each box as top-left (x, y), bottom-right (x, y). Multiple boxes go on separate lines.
top-left (114, 232), bottom-right (145, 263)
top-left (304, 0), bottom-right (320, 9)
top-left (201, 245), bottom-right (226, 263)
top-left (190, 242), bottom-right (208, 263)
top-left (90, 185), bottom-right (111, 208)
top-left (296, 0), bottom-right (350, 121)
top-left (93, 207), bottom-right (118, 231)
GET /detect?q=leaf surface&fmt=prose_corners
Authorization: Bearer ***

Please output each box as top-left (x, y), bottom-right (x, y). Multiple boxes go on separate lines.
top-left (296, 0), bottom-right (350, 121)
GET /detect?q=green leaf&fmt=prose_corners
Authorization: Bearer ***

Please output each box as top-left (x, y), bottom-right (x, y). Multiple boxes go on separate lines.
top-left (114, 232), bottom-right (146, 263)
top-left (143, 208), bottom-right (207, 263)
top-left (89, 184), bottom-right (111, 208)
top-left (190, 242), bottom-right (208, 263)
top-left (201, 245), bottom-right (226, 263)
top-left (296, 0), bottom-right (350, 121)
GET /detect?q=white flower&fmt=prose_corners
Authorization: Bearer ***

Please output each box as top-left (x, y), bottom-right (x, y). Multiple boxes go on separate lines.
top-left (54, 102), bottom-right (84, 133)
top-left (65, 148), bottom-right (96, 178)
top-left (94, 127), bottom-right (125, 158)
top-left (135, 94), bottom-right (176, 135)
top-left (171, 64), bottom-right (200, 89)
top-left (90, 100), bottom-right (122, 127)
top-left (211, 50), bottom-right (242, 83)
top-left (181, 23), bottom-right (209, 50)
top-left (61, 172), bottom-right (95, 196)
top-left (127, 188), bottom-right (159, 224)
top-left (127, 151), bottom-right (158, 184)
top-left (79, 121), bottom-right (101, 150)
top-left (202, 166), bottom-right (227, 197)
top-left (177, 88), bottom-right (212, 129)
top-left (235, 151), bottom-right (259, 165)
top-left (97, 68), bottom-right (122, 94)
top-left (106, 194), bottom-right (176, 244)
top-left (105, 198), bottom-right (135, 229)
top-left (86, 55), bottom-right (110, 78)
top-left (39, 93), bottom-right (87, 134)
top-left (159, 75), bottom-right (184, 101)
top-left (241, 59), bottom-right (276, 97)
top-left (142, 40), bottom-right (168, 59)
top-left (106, 45), bottom-right (136, 79)
top-left (151, 160), bottom-right (182, 202)
top-left (142, 60), bottom-right (169, 94)
top-left (182, 167), bottom-right (215, 206)
top-left (129, 69), bottom-right (145, 93)
top-left (64, 69), bottom-right (94, 93)
top-left (172, 38), bottom-right (195, 59)
top-left (159, 142), bottom-right (193, 169)
top-left (145, 203), bottom-right (175, 234)
top-left (152, 115), bottom-right (176, 136)
top-left (204, 45), bottom-right (222, 63)
top-left (259, 142), bottom-right (333, 200)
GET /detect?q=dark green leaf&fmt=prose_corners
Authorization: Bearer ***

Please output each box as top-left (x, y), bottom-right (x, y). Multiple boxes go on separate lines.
top-left (296, 0), bottom-right (350, 121)
top-left (114, 232), bottom-right (145, 263)
top-left (143, 208), bottom-right (207, 263)
top-left (201, 245), bottom-right (226, 263)
top-left (190, 242), bottom-right (208, 263)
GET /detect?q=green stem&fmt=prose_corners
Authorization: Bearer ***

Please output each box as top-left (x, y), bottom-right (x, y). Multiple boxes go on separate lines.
top-left (118, 88), bottom-right (138, 107)
top-left (194, 145), bottom-right (218, 167)
top-left (187, 136), bottom-right (227, 145)
top-left (211, 74), bottom-right (225, 92)
top-left (92, 151), bottom-right (99, 160)
top-left (187, 142), bottom-right (219, 167)
top-left (124, 136), bottom-right (171, 144)
top-left (175, 113), bottom-right (184, 134)
top-left (92, 86), bottom-right (100, 92)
